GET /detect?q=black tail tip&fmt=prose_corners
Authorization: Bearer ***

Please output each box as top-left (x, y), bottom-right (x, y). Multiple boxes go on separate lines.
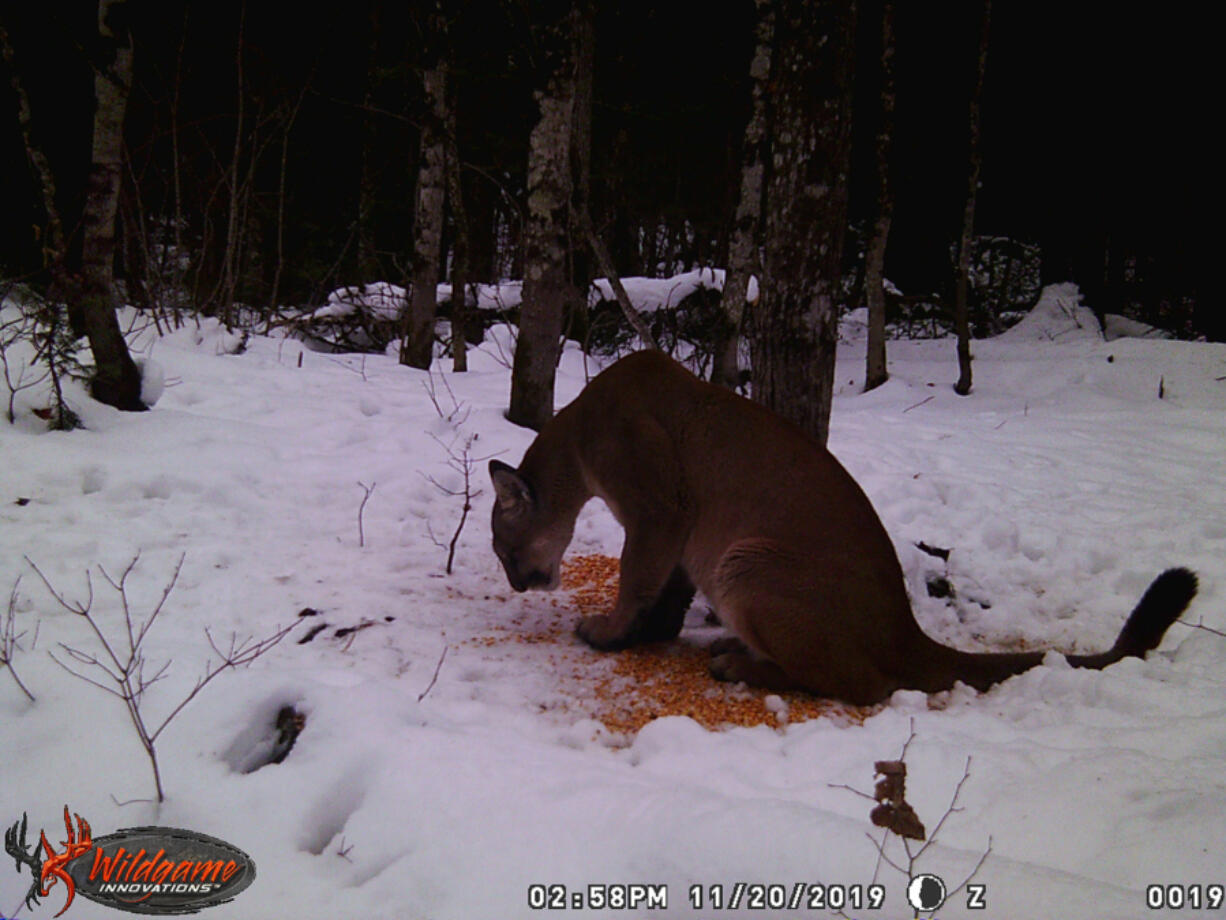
top-left (1117, 567), bottom-right (1199, 655)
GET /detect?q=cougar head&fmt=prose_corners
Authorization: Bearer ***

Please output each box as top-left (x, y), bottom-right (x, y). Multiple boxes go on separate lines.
top-left (489, 459), bottom-right (571, 592)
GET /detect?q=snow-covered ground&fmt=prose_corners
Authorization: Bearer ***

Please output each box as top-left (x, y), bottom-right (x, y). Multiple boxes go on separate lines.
top-left (1, 294), bottom-right (1223, 920)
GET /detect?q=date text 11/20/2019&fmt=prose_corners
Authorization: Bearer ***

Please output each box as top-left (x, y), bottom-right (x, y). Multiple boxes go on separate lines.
top-left (526, 882), bottom-right (886, 912)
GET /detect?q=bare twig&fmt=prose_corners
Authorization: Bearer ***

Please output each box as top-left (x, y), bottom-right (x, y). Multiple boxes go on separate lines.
top-left (945, 834), bottom-right (994, 904)
top-left (2, 575), bottom-right (36, 702)
top-left (832, 721), bottom-right (990, 917)
top-left (422, 366), bottom-right (470, 425)
top-left (1180, 618), bottom-right (1226, 639)
top-left (26, 553), bottom-right (297, 802)
top-left (908, 755), bottom-right (972, 863)
top-left (1, 306), bottom-right (51, 424)
top-left (902, 395), bottom-right (935, 413)
top-left (357, 481), bottom-right (376, 547)
top-left (417, 644), bottom-right (448, 702)
top-left (421, 433), bottom-right (491, 575)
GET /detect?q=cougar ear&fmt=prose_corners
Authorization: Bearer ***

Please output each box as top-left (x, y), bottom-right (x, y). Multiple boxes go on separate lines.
top-left (490, 459), bottom-right (533, 512)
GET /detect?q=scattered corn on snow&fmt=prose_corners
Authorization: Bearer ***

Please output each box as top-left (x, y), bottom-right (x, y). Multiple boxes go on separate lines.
top-left (1, 299), bottom-right (1225, 919)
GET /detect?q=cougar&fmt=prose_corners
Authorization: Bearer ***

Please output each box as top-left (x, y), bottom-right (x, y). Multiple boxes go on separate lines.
top-left (489, 350), bottom-right (1197, 704)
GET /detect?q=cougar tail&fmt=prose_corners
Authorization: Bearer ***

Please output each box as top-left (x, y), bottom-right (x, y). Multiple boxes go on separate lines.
top-left (915, 568), bottom-right (1198, 694)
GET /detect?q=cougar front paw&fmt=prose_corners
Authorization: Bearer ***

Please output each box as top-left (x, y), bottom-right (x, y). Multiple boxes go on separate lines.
top-left (709, 649), bottom-right (754, 683)
top-left (576, 614), bottom-right (630, 650)
top-left (709, 635), bottom-right (749, 657)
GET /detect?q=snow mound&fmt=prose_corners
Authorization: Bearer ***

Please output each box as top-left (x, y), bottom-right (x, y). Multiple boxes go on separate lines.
top-left (135, 357), bottom-right (166, 407)
top-left (589, 268), bottom-right (758, 313)
top-left (995, 282), bottom-right (1102, 342)
top-left (1102, 313), bottom-right (1174, 341)
top-left (314, 282), bottom-right (407, 322)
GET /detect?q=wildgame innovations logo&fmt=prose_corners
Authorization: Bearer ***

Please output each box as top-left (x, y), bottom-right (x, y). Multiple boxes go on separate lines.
top-left (4, 806), bottom-right (255, 916)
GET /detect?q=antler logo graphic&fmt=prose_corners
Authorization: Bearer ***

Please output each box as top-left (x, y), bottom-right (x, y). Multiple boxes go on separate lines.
top-left (4, 806), bottom-right (93, 917)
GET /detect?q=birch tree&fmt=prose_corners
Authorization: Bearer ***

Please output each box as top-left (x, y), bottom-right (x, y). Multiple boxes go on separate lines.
top-left (507, 0), bottom-right (577, 430)
top-left (401, 0), bottom-right (449, 369)
top-left (713, 0), bottom-right (772, 390)
top-left (80, 0), bottom-right (145, 411)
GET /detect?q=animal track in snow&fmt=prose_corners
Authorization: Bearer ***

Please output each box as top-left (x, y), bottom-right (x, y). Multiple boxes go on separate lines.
top-left (296, 763), bottom-right (371, 855)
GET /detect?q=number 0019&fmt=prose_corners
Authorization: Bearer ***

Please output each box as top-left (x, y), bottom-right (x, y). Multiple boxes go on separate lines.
top-left (1146, 884), bottom-right (1224, 910)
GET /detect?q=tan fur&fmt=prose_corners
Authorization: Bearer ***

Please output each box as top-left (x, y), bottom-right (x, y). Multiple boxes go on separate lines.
top-left (489, 351), bottom-right (1195, 704)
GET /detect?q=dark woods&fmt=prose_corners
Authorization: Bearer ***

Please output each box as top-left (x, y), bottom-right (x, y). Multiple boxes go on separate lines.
top-left (0, 1), bottom-right (1217, 404)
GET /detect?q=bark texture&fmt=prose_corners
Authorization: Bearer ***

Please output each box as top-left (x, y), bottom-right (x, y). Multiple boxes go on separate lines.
top-left (863, 0), bottom-right (896, 392)
top-left (401, 3), bottom-right (450, 369)
top-left (955, 0), bottom-right (991, 396)
top-left (443, 77), bottom-right (471, 371)
top-left (507, 0), bottom-right (577, 430)
top-left (356, 0), bottom-right (382, 282)
top-left (747, 0), bottom-right (855, 446)
top-left (713, 0), bottom-right (773, 389)
top-left (0, 20), bottom-right (68, 297)
top-left (81, 0), bottom-right (145, 411)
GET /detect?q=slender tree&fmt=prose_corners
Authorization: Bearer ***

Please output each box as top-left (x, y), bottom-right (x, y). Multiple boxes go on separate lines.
top-left (79, 0), bottom-right (145, 411)
top-left (0, 20), bottom-right (69, 302)
top-left (401, 0), bottom-right (450, 369)
top-left (713, 0), bottom-right (773, 389)
top-left (954, 0), bottom-right (991, 396)
top-left (863, 0), bottom-right (896, 392)
top-left (747, 0), bottom-right (855, 446)
top-left (507, 0), bottom-right (577, 430)
top-left (568, 0), bottom-right (595, 320)
top-left (356, 0), bottom-right (382, 283)
top-left (443, 75), bottom-right (471, 371)
top-left (216, 1), bottom-right (247, 325)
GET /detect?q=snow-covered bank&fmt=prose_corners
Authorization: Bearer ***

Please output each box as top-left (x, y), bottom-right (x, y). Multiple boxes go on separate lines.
top-left (1, 313), bottom-right (1223, 919)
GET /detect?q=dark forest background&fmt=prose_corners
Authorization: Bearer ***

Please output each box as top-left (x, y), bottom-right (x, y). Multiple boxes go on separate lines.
top-left (1, 1), bottom-right (1217, 339)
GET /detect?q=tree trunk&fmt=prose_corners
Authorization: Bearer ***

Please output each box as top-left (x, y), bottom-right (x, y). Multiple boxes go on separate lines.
top-left (356, 0), bottom-right (381, 282)
top-left (864, 0), bottom-right (896, 392)
top-left (954, 0), bottom-right (991, 397)
top-left (507, 0), bottom-right (576, 430)
top-left (443, 76), bottom-right (471, 372)
top-left (568, 0), bottom-right (595, 328)
top-left (80, 0), bottom-right (144, 411)
top-left (218, 2), bottom-right (246, 327)
top-left (580, 211), bottom-right (657, 349)
top-left (713, 0), bottom-right (773, 389)
top-left (400, 2), bottom-right (449, 370)
top-left (747, 0), bottom-right (855, 446)
top-left (0, 20), bottom-right (70, 307)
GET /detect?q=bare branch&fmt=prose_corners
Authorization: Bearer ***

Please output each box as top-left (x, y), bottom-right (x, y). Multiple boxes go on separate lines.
top-left (422, 367), bottom-right (470, 425)
top-left (423, 433), bottom-right (483, 574)
top-left (417, 644), bottom-right (449, 702)
top-left (863, 831), bottom-right (909, 876)
top-left (2, 575), bottom-right (36, 702)
top-left (27, 555), bottom-right (297, 802)
top-left (24, 556), bottom-right (93, 615)
top-left (910, 755), bottom-right (973, 863)
top-left (945, 835), bottom-right (994, 903)
top-left (898, 717), bottom-right (917, 761)
top-left (47, 648), bottom-right (126, 699)
top-left (356, 481), bottom-right (376, 547)
top-left (1179, 618), bottom-right (1226, 640)
top-left (152, 620), bottom-right (298, 742)
top-left (827, 783), bottom-right (876, 802)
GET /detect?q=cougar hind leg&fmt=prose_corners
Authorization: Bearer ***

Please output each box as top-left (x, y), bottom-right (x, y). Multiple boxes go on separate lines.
top-left (709, 644), bottom-right (798, 692)
top-left (710, 539), bottom-right (899, 705)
